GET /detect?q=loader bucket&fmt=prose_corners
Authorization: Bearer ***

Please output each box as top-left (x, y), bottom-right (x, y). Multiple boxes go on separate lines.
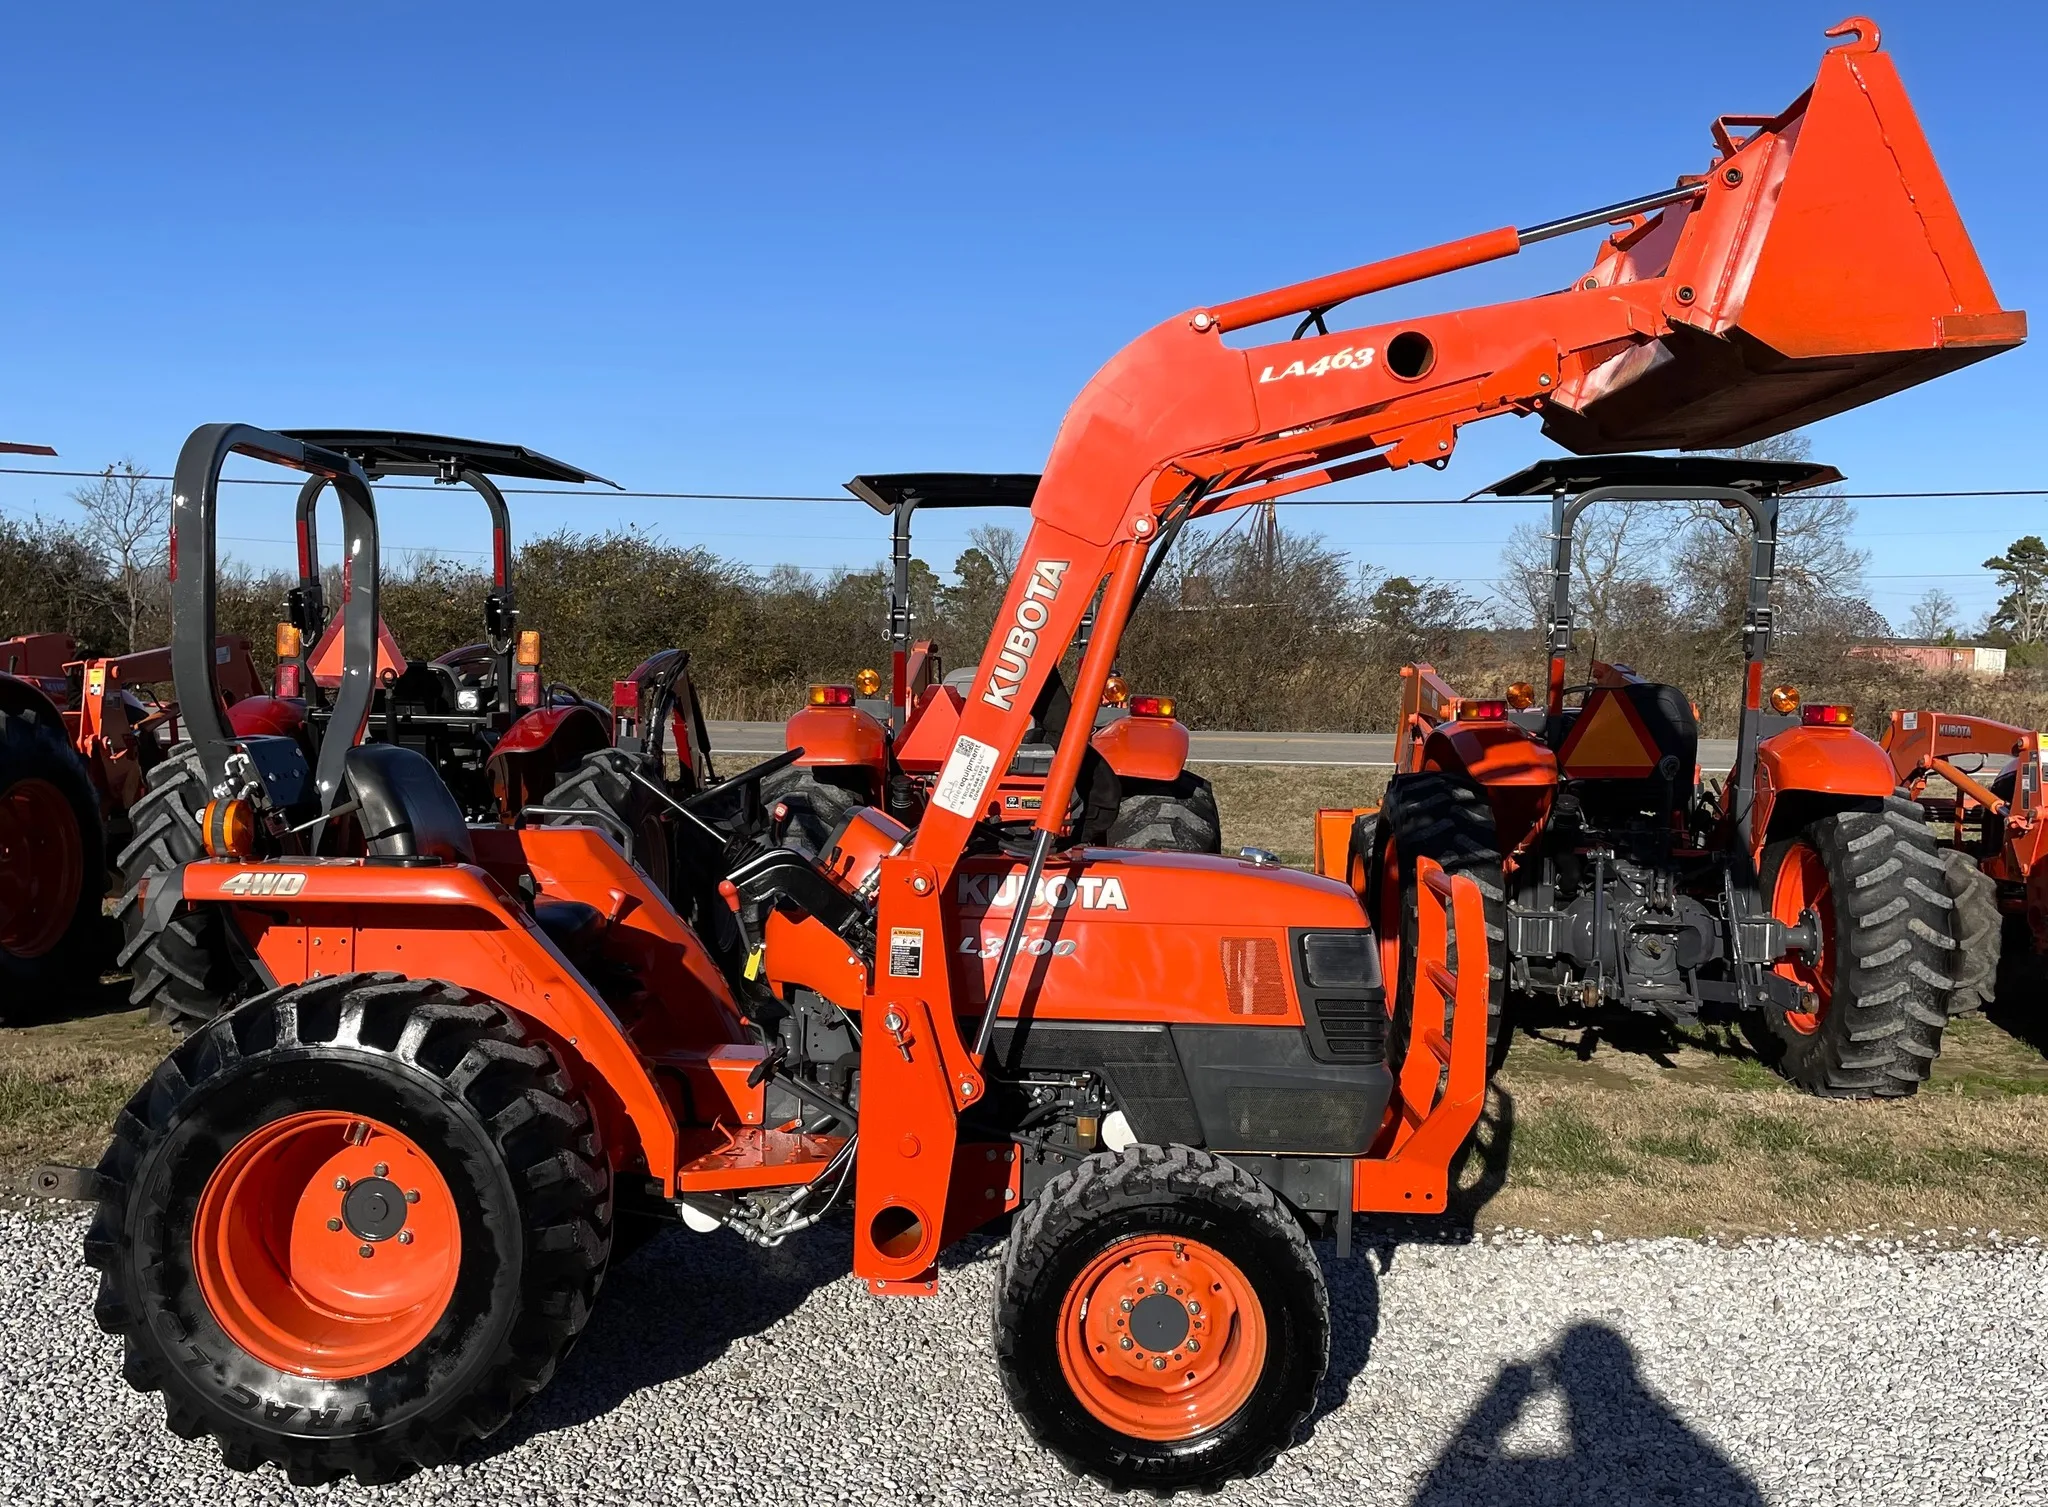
top-left (1544, 19), bottom-right (2025, 453)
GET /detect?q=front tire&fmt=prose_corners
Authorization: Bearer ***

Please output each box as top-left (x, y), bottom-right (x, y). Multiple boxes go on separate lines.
top-left (1748, 796), bottom-right (1954, 1097)
top-left (994, 1145), bottom-right (1328, 1495)
top-left (84, 973), bottom-right (612, 1485)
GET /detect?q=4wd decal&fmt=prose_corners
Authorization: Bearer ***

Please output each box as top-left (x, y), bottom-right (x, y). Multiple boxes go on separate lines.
top-left (219, 871), bottom-right (307, 897)
top-left (956, 872), bottom-right (1128, 912)
top-left (1258, 345), bottom-right (1374, 383)
top-left (981, 558), bottom-right (1069, 712)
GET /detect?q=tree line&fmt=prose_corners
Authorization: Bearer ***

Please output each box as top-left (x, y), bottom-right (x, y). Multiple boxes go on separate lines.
top-left (4, 445), bottom-right (2045, 735)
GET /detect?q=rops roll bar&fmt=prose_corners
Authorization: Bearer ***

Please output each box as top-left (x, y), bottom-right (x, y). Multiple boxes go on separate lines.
top-left (169, 424), bottom-right (379, 817)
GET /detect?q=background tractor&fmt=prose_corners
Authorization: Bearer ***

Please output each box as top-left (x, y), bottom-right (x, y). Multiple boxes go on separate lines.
top-left (769, 471), bottom-right (1220, 855)
top-left (116, 431), bottom-right (718, 1030)
top-left (1326, 456), bottom-right (1968, 1097)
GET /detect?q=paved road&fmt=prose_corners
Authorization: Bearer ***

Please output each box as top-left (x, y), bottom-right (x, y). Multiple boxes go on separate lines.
top-left (712, 720), bottom-right (1741, 771)
top-left (7, 1210), bottom-right (2042, 1505)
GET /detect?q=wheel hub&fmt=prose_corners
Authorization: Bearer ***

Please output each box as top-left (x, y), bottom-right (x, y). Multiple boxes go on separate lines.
top-left (341, 1176), bottom-right (408, 1242)
top-left (1057, 1235), bottom-right (1267, 1442)
top-left (0, 778), bottom-right (84, 958)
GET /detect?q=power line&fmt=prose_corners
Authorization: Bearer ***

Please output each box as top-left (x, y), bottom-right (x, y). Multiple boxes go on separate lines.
top-left (4, 464), bottom-right (2046, 506)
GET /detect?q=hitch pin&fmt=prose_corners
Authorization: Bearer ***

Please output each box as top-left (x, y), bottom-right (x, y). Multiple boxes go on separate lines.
top-left (883, 1010), bottom-right (913, 1062)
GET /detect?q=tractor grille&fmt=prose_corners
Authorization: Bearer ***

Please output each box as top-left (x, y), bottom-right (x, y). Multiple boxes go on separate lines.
top-left (1218, 1087), bottom-right (1383, 1152)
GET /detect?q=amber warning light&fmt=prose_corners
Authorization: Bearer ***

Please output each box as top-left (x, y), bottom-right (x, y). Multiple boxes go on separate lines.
top-left (808, 684), bottom-right (856, 708)
top-left (1802, 704), bottom-right (1854, 727)
top-left (1456, 700), bottom-right (1507, 722)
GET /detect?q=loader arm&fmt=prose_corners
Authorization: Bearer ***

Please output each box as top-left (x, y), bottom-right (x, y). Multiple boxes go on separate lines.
top-left (855, 18), bottom-right (2023, 1283)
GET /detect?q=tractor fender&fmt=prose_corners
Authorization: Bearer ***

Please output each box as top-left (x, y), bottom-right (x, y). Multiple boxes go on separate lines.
top-left (1750, 725), bottom-right (1900, 857)
top-left (486, 703), bottom-right (610, 816)
top-left (1421, 722), bottom-right (1557, 856)
top-left (785, 703), bottom-right (888, 782)
top-left (225, 694), bottom-right (306, 740)
top-left (182, 835), bottom-right (748, 1193)
top-left (1089, 712), bottom-right (1188, 783)
top-left (0, 670), bottom-right (66, 725)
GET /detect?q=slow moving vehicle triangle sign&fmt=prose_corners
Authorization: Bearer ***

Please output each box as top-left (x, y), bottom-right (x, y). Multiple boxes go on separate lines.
top-left (1558, 690), bottom-right (1661, 779)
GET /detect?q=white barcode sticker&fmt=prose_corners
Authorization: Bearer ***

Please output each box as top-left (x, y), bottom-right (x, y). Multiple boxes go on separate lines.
top-left (931, 734), bottom-right (1000, 817)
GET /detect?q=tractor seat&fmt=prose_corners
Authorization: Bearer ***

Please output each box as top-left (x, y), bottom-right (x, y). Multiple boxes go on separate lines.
top-left (343, 744), bottom-right (476, 865)
top-left (1554, 682), bottom-right (1698, 809)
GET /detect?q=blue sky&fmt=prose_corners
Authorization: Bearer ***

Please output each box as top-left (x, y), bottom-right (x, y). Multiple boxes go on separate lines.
top-left (0, 2), bottom-right (2038, 628)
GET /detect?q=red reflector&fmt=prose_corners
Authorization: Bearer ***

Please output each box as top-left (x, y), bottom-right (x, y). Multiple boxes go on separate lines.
top-left (515, 670), bottom-right (542, 708)
top-left (612, 678), bottom-right (640, 711)
top-left (1456, 699), bottom-right (1507, 722)
top-left (808, 684), bottom-right (856, 708)
top-left (1802, 704), bottom-right (1854, 726)
top-left (1128, 694), bottom-right (1175, 719)
top-left (274, 663), bottom-right (301, 699)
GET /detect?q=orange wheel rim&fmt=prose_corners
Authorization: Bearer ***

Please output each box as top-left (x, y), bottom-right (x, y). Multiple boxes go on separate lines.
top-left (1056, 1235), bottom-right (1266, 1442)
top-left (0, 778), bottom-right (84, 958)
top-left (193, 1111), bottom-right (461, 1378)
top-left (1771, 840), bottom-right (1835, 1035)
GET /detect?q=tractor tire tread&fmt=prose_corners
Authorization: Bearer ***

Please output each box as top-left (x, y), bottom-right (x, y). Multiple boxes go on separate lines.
top-left (113, 745), bottom-right (253, 1032)
top-left (1106, 773), bottom-right (1223, 855)
top-left (84, 972), bottom-right (611, 1486)
top-left (1938, 848), bottom-right (1999, 1016)
top-left (993, 1145), bottom-right (1327, 1496)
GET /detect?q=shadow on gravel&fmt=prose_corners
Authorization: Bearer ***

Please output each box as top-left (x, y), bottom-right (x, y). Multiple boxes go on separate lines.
top-left (468, 1218), bottom-right (849, 1462)
top-left (1410, 1322), bottom-right (1764, 1507)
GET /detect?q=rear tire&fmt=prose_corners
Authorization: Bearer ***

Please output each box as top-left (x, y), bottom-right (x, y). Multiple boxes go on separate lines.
top-left (761, 764), bottom-right (865, 856)
top-left (540, 747), bottom-right (681, 899)
top-left (994, 1145), bottom-right (1327, 1495)
top-left (114, 745), bottom-right (258, 1031)
top-left (1106, 772), bottom-right (1222, 854)
top-left (84, 973), bottom-right (611, 1485)
top-left (1940, 848), bottom-right (1999, 1016)
top-left (1371, 772), bottom-right (1509, 1075)
top-left (0, 700), bottom-right (106, 1008)
top-left (1747, 796), bottom-right (1954, 1097)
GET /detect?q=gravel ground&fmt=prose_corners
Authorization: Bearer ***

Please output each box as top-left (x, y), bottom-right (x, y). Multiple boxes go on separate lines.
top-left (3, 1208), bottom-right (2044, 1506)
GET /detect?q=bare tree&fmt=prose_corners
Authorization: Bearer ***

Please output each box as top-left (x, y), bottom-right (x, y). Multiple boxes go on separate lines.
top-left (966, 523), bottom-right (1021, 578)
top-left (1904, 587), bottom-right (1959, 643)
top-left (71, 459), bottom-right (170, 651)
top-left (1496, 501), bottom-right (1667, 655)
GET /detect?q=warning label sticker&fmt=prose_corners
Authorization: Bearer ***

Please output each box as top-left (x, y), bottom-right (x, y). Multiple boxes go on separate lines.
top-left (931, 734), bottom-right (1000, 817)
top-left (888, 926), bottom-right (924, 978)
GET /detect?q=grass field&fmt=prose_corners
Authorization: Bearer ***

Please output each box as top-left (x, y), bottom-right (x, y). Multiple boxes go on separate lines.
top-left (4, 763), bottom-right (2044, 1240)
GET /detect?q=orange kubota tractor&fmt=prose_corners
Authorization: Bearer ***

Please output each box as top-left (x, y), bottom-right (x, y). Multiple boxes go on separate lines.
top-left (769, 472), bottom-right (1220, 855)
top-left (74, 21), bottom-right (2021, 1492)
top-left (1321, 455), bottom-right (1983, 1098)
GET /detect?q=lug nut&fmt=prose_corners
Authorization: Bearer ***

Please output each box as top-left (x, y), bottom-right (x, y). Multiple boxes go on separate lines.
top-left (405, 1189), bottom-right (420, 1203)
top-left (1187, 1300), bottom-right (1201, 1315)
top-left (1186, 1338), bottom-right (1200, 1353)
top-left (1152, 1356), bottom-right (1167, 1371)
top-left (373, 1162), bottom-right (388, 1177)
top-left (1153, 1280), bottom-right (1168, 1293)
top-left (1119, 1336), bottom-right (1133, 1351)
top-left (397, 1230), bottom-right (414, 1246)
top-left (358, 1245), bottom-right (374, 1259)
top-left (1120, 1298), bottom-right (1133, 1311)
top-left (334, 1177), bottom-right (349, 1190)
top-left (326, 1218), bottom-right (342, 1232)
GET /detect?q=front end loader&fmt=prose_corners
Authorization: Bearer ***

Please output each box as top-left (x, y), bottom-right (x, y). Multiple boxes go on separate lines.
top-left (79, 17), bottom-right (2021, 1492)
